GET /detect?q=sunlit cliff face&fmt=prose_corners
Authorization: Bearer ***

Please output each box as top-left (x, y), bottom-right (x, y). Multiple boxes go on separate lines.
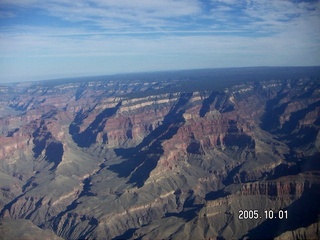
top-left (0, 68), bottom-right (320, 239)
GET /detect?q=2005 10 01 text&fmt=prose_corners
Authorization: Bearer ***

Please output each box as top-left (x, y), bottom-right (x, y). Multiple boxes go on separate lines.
top-left (238, 209), bottom-right (288, 220)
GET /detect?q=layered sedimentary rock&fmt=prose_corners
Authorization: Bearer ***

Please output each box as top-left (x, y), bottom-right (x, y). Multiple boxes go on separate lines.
top-left (0, 68), bottom-right (319, 239)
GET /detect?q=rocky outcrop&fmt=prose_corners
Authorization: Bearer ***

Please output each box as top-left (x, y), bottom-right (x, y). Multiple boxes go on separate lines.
top-left (275, 221), bottom-right (320, 240)
top-left (0, 218), bottom-right (63, 240)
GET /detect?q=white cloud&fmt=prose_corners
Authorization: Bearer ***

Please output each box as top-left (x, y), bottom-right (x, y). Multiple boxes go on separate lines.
top-left (2, 0), bottom-right (319, 35)
top-left (209, 0), bottom-right (320, 33)
top-left (0, 0), bottom-right (203, 31)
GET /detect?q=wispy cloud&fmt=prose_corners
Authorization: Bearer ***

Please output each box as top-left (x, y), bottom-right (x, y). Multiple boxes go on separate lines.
top-left (0, 0), bottom-right (203, 31)
top-left (209, 0), bottom-right (320, 31)
top-left (1, 0), bottom-right (319, 34)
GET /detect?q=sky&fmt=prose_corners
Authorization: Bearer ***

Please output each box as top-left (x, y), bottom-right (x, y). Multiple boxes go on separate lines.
top-left (0, 0), bottom-right (320, 82)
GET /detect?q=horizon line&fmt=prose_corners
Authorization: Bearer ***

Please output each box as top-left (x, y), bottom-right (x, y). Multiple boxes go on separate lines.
top-left (1, 65), bottom-right (320, 84)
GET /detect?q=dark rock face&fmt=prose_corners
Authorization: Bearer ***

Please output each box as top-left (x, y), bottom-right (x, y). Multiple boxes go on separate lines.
top-left (0, 67), bottom-right (319, 239)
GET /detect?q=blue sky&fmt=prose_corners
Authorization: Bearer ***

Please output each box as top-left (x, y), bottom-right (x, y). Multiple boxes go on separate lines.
top-left (0, 0), bottom-right (320, 82)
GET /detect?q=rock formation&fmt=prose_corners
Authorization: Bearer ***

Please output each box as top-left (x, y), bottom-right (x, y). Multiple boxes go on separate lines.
top-left (0, 67), bottom-right (319, 239)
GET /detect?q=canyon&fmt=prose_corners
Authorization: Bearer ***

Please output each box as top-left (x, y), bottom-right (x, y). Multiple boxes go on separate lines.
top-left (0, 67), bottom-right (320, 239)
